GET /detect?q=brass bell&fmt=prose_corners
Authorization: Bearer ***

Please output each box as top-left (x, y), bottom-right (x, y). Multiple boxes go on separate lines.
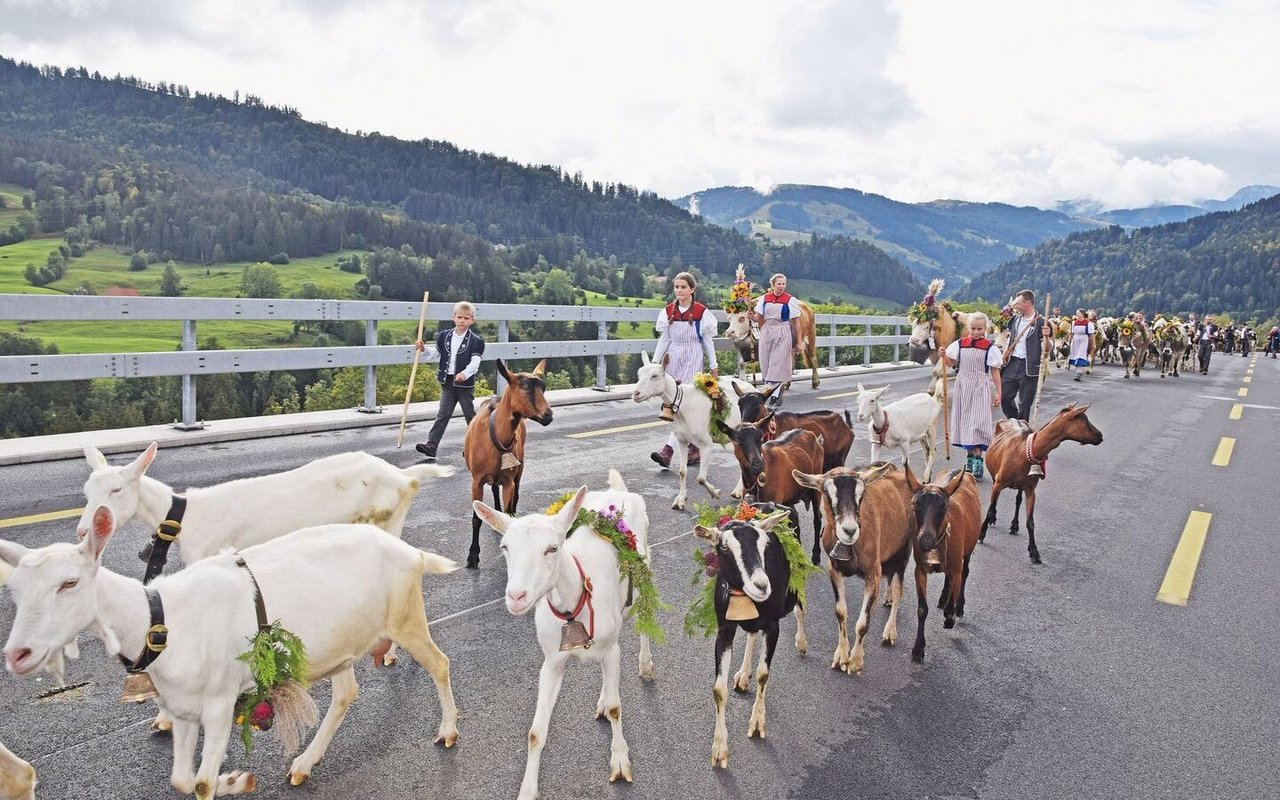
top-left (119, 671), bottom-right (159, 704)
top-left (658, 405), bottom-right (676, 422)
top-left (500, 452), bottom-right (522, 471)
top-left (829, 541), bottom-right (855, 562)
top-left (725, 592), bottom-right (759, 621)
top-left (922, 549), bottom-right (943, 572)
top-left (558, 619), bottom-right (593, 651)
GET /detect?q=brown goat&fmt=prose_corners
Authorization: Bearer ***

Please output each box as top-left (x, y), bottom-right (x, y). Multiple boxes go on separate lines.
top-left (719, 422), bottom-right (826, 564)
top-left (904, 465), bottom-right (981, 664)
top-left (462, 359), bottom-right (553, 568)
top-left (733, 383), bottom-right (854, 473)
top-left (793, 463), bottom-right (914, 675)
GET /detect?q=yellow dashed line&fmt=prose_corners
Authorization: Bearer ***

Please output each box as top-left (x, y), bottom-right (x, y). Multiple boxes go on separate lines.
top-left (1211, 437), bottom-right (1235, 467)
top-left (1242, 376), bottom-right (1251, 384)
top-left (1238, 387), bottom-right (1249, 397)
top-left (818, 389), bottom-right (862, 400)
top-left (0, 507), bottom-right (82, 529)
top-left (566, 420), bottom-right (668, 439)
top-left (1229, 404), bottom-right (1244, 420)
top-left (1157, 510), bottom-right (1213, 606)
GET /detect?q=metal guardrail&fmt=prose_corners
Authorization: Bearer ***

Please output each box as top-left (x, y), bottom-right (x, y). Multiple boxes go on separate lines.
top-left (0, 295), bottom-right (911, 429)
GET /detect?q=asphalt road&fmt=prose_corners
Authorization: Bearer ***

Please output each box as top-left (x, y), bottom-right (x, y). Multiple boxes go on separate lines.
top-left (1, 353), bottom-right (1277, 800)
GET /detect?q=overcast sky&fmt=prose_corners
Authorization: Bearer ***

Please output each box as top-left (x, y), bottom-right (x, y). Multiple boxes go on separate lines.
top-left (4, 0), bottom-right (1278, 210)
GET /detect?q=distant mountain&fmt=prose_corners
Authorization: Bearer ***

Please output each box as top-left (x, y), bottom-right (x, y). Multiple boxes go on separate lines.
top-left (676, 184), bottom-right (1100, 283)
top-left (956, 195), bottom-right (1280, 320)
top-left (1070, 185), bottom-right (1280, 228)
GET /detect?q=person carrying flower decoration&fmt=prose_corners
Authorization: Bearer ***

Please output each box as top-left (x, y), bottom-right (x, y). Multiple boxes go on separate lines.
top-left (651, 271), bottom-right (719, 468)
top-left (942, 312), bottom-right (1003, 479)
top-left (750, 273), bottom-right (802, 400)
top-left (1068, 308), bottom-right (1095, 382)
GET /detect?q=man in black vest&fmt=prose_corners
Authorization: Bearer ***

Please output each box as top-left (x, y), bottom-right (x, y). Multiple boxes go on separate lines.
top-left (1194, 315), bottom-right (1218, 374)
top-left (1000, 290), bottom-right (1052, 475)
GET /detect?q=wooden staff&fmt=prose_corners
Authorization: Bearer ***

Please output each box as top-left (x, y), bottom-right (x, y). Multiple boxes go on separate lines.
top-left (938, 319), bottom-right (951, 458)
top-left (396, 291), bottom-right (430, 449)
top-left (1029, 292), bottom-right (1051, 427)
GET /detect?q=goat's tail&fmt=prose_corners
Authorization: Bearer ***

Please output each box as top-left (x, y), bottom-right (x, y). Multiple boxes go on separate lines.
top-left (843, 409), bottom-right (853, 432)
top-left (420, 551), bottom-right (460, 575)
top-left (402, 464), bottom-right (456, 484)
top-left (607, 468), bottom-right (628, 493)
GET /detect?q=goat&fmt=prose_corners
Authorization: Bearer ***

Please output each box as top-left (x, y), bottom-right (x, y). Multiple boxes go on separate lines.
top-left (792, 463), bottom-right (914, 675)
top-left (903, 465), bottom-right (981, 663)
top-left (632, 351), bottom-right (743, 510)
top-left (78, 445), bottom-right (453, 699)
top-left (717, 419), bottom-right (826, 565)
top-left (462, 358), bottom-right (554, 569)
top-left (692, 506), bottom-right (798, 768)
top-left (0, 743), bottom-right (35, 800)
top-left (1, 512), bottom-right (459, 799)
top-left (473, 470), bottom-right (654, 800)
top-left (733, 382), bottom-right (854, 472)
top-left (854, 383), bottom-right (941, 480)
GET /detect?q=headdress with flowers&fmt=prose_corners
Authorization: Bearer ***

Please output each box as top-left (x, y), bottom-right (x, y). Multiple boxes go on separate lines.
top-left (693, 372), bottom-right (732, 445)
top-left (907, 279), bottom-right (949, 325)
top-left (724, 263), bottom-right (755, 314)
top-left (683, 502), bottom-right (821, 637)
top-left (543, 493), bottom-right (667, 643)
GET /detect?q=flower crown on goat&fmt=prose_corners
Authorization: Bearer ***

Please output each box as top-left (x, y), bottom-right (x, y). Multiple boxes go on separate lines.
top-left (724, 263), bottom-right (755, 313)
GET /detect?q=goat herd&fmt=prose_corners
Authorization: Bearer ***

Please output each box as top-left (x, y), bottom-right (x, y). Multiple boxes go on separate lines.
top-left (0, 357), bottom-right (1104, 800)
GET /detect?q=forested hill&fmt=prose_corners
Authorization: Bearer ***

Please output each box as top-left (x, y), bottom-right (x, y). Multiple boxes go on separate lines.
top-left (957, 195), bottom-right (1280, 319)
top-left (0, 57), bottom-right (923, 304)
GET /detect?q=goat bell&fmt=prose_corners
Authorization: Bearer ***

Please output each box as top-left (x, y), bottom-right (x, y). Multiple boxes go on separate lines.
top-left (725, 590), bottom-right (759, 621)
top-left (119, 671), bottom-right (159, 704)
top-left (558, 620), bottom-right (593, 651)
top-left (922, 548), bottom-right (943, 571)
top-left (500, 452), bottom-right (522, 471)
top-left (829, 541), bottom-right (855, 562)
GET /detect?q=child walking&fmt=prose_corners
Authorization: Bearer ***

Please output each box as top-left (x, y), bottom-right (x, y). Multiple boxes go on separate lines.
top-left (415, 301), bottom-right (486, 459)
top-left (650, 271), bottom-right (719, 468)
top-left (943, 312), bottom-right (1003, 479)
top-left (1068, 308), bottom-right (1095, 381)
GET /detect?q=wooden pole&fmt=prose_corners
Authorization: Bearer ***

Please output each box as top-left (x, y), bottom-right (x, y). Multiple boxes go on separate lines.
top-left (938, 322), bottom-right (951, 458)
top-left (1029, 292), bottom-right (1051, 428)
top-left (396, 291), bottom-right (430, 449)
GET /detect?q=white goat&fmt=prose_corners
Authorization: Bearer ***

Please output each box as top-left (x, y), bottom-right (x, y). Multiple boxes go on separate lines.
top-left (1, 510), bottom-right (459, 799)
top-left (0, 742), bottom-right (35, 800)
top-left (80, 443), bottom-right (453, 680)
top-left (473, 469), bottom-right (654, 800)
top-left (854, 383), bottom-right (941, 481)
top-left (631, 351), bottom-right (744, 510)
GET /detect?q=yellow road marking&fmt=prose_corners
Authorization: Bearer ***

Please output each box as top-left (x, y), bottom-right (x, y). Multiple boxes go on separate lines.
top-left (0, 507), bottom-right (83, 530)
top-left (566, 420), bottom-right (668, 439)
top-left (818, 389), bottom-right (863, 400)
top-left (1229, 404), bottom-right (1243, 420)
top-left (1238, 387), bottom-right (1248, 397)
top-left (1211, 437), bottom-right (1235, 467)
top-left (1157, 511), bottom-right (1213, 606)
top-left (1242, 376), bottom-right (1251, 383)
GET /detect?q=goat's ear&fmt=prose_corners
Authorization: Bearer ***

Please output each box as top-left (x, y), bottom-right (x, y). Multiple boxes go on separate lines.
top-left (756, 510), bottom-right (790, 532)
top-left (640, 350), bottom-right (651, 366)
top-left (874, 385), bottom-right (889, 397)
top-left (553, 487), bottom-right (589, 532)
top-left (83, 506), bottom-right (116, 562)
top-left (122, 442), bottom-right (157, 482)
top-left (472, 500), bottom-right (514, 534)
top-left (943, 468), bottom-right (966, 496)
top-left (532, 359), bottom-right (547, 378)
top-left (855, 382), bottom-right (865, 393)
top-left (84, 445), bottom-right (110, 473)
top-left (858, 461), bottom-right (892, 483)
top-left (693, 524), bottom-right (720, 545)
top-left (715, 419), bottom-right (737, 437)
top-left (903, 463), bottom-right (922, 494)
top-left (660, 352), bottom-right (671, 370)
top-left (760, 383), bottom-right (777, 399)
top-left (791, 469), bottom-right (823, 491)
top-left (496, 359), bottom-right (513, 383)
top-left (0, 539), bottom-right (32, 571)
top-left (732, 381), bottom-right (744, 397)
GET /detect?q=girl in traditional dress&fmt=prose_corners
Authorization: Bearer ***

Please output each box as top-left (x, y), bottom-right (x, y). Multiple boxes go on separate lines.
top-left (650, 272), bottom-right (719, 468)
top-left (1068, 308), bottom-right (1095, 381)
top-left (750, 273), bottom-right (802, 400)
top-left (943, 312), bottom-right (1003, 479)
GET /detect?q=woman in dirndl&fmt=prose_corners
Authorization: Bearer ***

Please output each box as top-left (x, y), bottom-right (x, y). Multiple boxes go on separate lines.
top-left (943, 312), bottom-right (1003, 479)
top-left (1068, 308), bottom-right (1095, 381)
top-left (750, 273), bottom-right (802, 400)
top-left (649, 271), bottom-right (719, 468)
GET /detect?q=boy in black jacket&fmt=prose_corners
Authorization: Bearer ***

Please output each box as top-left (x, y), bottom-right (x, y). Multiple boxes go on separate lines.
top-left (415, 301), bottom-right (486, 459)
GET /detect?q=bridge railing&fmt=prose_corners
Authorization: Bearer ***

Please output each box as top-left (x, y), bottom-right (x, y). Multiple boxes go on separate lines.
top-left (0, 295), bottom-right (911, 429)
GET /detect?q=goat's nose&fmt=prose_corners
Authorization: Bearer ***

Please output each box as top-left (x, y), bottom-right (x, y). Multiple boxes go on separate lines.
top-left (752, 576), bottom-right (770, 593)
top-left (5, 647), bottom-right (32, 673)
top-left (507, 590), bottom-right (528, 608)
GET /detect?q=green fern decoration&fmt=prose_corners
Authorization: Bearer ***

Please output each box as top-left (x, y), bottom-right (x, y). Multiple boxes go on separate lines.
top-left (235, 621), bottom-right (310, 756)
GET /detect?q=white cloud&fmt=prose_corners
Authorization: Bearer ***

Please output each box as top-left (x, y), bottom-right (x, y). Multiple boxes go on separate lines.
top-left (0, 0), bottom-right (1276, 209)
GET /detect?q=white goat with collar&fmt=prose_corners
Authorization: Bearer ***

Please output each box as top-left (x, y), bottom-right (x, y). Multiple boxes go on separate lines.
top-left (854, 383), bottom-right (941, 481)
top-left (473, 469), bottom-right (654, 800)
top-left (1, 511), bottom-right (460, 800)
top-left (631, 351), bottom-right (744, 510)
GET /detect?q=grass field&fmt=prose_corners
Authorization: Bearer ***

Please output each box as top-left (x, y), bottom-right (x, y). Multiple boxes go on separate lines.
top-left (0, 184), bottom-right (31, 228)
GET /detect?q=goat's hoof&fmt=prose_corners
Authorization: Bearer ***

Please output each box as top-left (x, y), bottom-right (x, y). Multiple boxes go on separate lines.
top-left (882, 632), bottom-right (896, 647)
top-left (795, 636), bottom-right (808, 655)
top-left (672, 499), bottom-right (685, 511)
top-left (711, 742), bottom-right (730, 769)
top-left (708, 488), bottom-right (722, 499)
top-left (381, 652), bottom-right (397, 667)
top-left (639, 663), bottom-right (656, 682)
top-left (150, 715), bottom-right (172, 733)
top-left (943, 617), bottom-right (956, 630)
top-left (289, 770), bottom-right (310, 786)
top-left (609, 754), bottom-right (633, 783)
top-left (1030, 553), bottom-right (1043, 565)
top-left (748, 716), bottom-right (766, 738)
top-left (911, 649), bottom-right (925, 664)
top-left (465, 555), bottom-right (479, 569)
top-left (732, 676), bottom-right (750, 694)
top-left (434, 729), bottom-right (458, 747)
top-left (730, 491), bottom-right (743, 500)
top-left (217, 771), bottom-right (255, 795)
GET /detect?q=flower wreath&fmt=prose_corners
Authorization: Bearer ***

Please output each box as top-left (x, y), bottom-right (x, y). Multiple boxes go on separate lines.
top-left (907, 278), bottom-right (949, 325)
top-left (683, 502), bottom-right (822, 638)
top-left (235, 622), bottom-right (317, 756)
top-left (724, 263), bottom-right (755, 314)
top-left (1118, 320), bottom-right (1135, 337)
top-left (693, 372), bottom-right (731, 445)
top-left (544, 493), bottom-right (668, 644)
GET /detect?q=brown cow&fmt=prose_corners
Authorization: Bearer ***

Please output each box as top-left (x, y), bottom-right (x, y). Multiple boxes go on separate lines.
top-left (903, 465), bottom-right (981, 663)
top-left (462, 359), bottom-right (553, 568)
top-left (792, 463), bottom-right (914, 675)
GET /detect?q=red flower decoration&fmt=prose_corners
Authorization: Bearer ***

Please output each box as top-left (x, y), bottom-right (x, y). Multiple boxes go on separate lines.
top-left (622, 531), bottom-right (637, 551)
top-left (250, 701), bottom-right (274, 732)
top-left (704, 550), bottom-right (719, 576)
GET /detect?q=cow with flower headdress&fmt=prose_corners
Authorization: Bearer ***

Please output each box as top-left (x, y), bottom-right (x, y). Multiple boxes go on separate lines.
top-left (722, 265), bottom-right (821, 393)
top-left (906, 279), bottom-right (973, 401)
